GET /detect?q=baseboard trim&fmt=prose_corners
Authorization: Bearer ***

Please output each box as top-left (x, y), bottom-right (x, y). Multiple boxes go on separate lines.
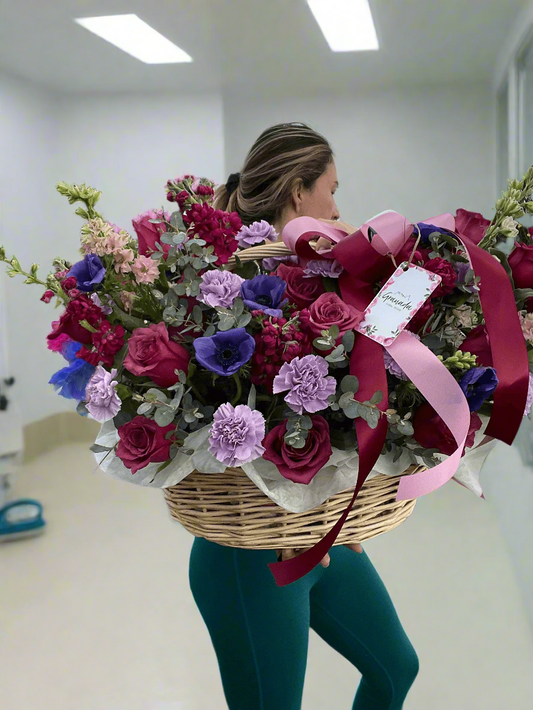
top-left (23, 412), bottom-right (100, 462)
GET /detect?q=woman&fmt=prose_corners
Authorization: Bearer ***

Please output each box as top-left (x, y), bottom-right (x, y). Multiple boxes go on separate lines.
top-left (189, 123), bottom-right (419, 710)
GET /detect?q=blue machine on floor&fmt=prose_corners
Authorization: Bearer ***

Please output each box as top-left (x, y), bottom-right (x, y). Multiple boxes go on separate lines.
top-left (0, 498), bottom-right (46, 541)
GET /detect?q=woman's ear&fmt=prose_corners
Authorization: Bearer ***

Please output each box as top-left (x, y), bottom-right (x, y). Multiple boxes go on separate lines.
top-left (290, 178), bottom-right (305, 214)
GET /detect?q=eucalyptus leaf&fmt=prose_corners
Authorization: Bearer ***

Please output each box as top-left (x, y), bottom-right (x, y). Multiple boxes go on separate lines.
top-left (342, 330), bottom-right (355, 353)
top-left (247, 384), bottom-right (257, 410)
top-left (137, 402), bottom-right (154, 415)
top-left (154, 408), bottom-right (177, 427)
top-left (170, 211), bottom-right (186, 231)
top-left (370, 390), bottom-right (383, 405)
top-left (90, 444), bottom-right (113, 454)
top-left (341, 375), bottom-right (360, 393)
top-left (237, 313), bottom-right (252, 328)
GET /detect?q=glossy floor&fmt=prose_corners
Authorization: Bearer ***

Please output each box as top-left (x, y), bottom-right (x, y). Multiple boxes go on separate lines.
top-left (1, 442), bottom-right (533, 710)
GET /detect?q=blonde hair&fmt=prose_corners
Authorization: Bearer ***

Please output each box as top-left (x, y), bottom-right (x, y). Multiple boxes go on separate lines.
top-left (214, 122), bottom-right (333, 226)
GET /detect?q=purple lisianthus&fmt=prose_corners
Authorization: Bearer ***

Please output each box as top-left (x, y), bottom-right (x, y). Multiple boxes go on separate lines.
top-left (459, 367), bottom-right (499, 411)
top-left (262, 255), bottom-right (299, 272)
top-left (193, 328), bottom-right (255, 376)
top-left (67, 254), bottom-right (106, 292)
top-left (383, 334), bottom-right (420, 379)
top-left (304, 259), bottom-right (343, 279)
top-left (455, 262), bottom-right (477, 293)
top-left (91, 292), bottom-right (114, 315)
top-left (198, 270), bottom-right (244, 309)
top-left (236, 220), bottom-right (278, 248)
top-left (240, 274), bottom-right (287, 317)
top-left (415, 222), bottom-right (456, 244)
top-left (273, 354), bottom-right (336, 414)
top-left (85, 365), bottom-right (122, 422)
top-left (49, 349), bottom-right (96, 401)
top-left (208, 402), bottom-right (266, 466)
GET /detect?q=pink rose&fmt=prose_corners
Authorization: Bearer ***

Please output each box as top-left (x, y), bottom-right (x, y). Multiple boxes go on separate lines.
top-left (508, 242), bottom-right (533, 289)
top-left (459, 324), bottom-right (492, 367)
top-left (132, 209), bottom-right (171, 258)
top-left (413, 403), bottom-right (482, 456)
top-left (454, 209), bottom-right (490, 245)
top-left (300, 292), bottom-right (363, 336)
top-left (262, 415), bottom-right (332, 484)
top-left (124, 322), bottom-right (190, 388)
top-left (276, 263), bottom-right (325, 309)
top-left (116, 416), bottom-right (175, 474)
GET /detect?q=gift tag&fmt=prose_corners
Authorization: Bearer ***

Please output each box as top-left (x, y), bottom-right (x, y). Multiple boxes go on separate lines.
top-left (354, 262), bottom-right (442, 346)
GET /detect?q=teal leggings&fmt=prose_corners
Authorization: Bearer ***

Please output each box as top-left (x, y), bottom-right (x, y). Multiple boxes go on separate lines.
top-left (189, 538), bottom-right (419, 709)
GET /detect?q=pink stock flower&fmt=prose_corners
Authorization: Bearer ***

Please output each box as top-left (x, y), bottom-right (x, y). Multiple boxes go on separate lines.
top-left (131, 255), bottom-right (160, 284)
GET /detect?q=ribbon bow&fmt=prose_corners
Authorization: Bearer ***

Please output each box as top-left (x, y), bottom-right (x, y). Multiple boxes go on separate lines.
top-left (268, 212), bottom-right (529, 586)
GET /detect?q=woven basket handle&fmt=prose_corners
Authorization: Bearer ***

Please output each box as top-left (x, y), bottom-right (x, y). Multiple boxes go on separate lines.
top-left (226, 242), bottom-right (293, 268)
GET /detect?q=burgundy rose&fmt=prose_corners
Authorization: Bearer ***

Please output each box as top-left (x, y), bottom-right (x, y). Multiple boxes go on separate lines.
top-left (459, 324), bottom-right (493, 367)
top-left (455, 209), bottom-right (490, 246)
top-left (300, 292), bottom-right (363, 336)
top-left (132, 209), bottom-right (171, 258)
top-left (276, 263), bottom-right (325, 309)
top-left (262, 415), bottom-right (332, 484)
top-left (423, 257), bottom-right (457, 297)
top-left (413, 403), bottom-right (482, 456)
top-left (124, 322), bottom-right (190, 388)
top-left (116, 416), bottom-right (176, 474)
top-left (407, 301), bottom-right (434, 334)
top-left (46, 294), bottom-right (102, 345)
top-left (507, 242), bottom-right (533, 289)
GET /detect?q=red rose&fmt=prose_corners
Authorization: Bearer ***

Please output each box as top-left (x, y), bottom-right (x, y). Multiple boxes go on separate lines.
top-left (132, 209), bottom-right (171, 258)
top-left (423, 257), bottom-right (457, 297)
top-left (413, 403), bottom-right (482, 456)
top-left (455, 209), bottom-right (490, 245)
top-left (459, 325), bottom-right (492, 367)
top-left (46, 294), bottom-right (102, 345)
top-left (124, 322), bottom-right (190, 388)
top-left (262, 415), bottom-right (332, 484)
top-left (407, 301), bottom-right (434, 334)
top-left (300, 292), bottom-right (363, 336)
top-left (276, 263), bottom-right (325, 309)
top-left (507, 242), bottom-right (533, 289)
top-left (116, 416), bottom-right (176, 474)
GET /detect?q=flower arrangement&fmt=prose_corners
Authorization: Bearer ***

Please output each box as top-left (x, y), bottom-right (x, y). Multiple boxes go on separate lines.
top-left (1, 170), bottom-right (532, 514)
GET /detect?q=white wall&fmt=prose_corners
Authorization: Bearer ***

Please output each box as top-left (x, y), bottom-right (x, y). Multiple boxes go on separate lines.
top-left (0, 72), bottom-right (224, 425)
top-left (224, 85), bottom-right (495, 225)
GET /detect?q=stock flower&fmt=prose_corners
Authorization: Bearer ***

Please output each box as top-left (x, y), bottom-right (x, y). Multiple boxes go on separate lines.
top-left (262, 415), bottom-right (332, 484)
top-left (184, 202), bottom-right (241, 265)
top-left (193, 328), bottom-right (255, 376)
top-left (41, 290), bottom-right (54, 304)
top-left (116, 417), bottom-right (176, 474)
top-left (131, 255), bottom-right (160, 285)
top-left (198, 270), bottom-right (244, 309)
top-left (240, 274), bottom-right (287, 317)
top-left (208, 403), bottom-right (266, 466)
top-left (303, 259), bottom-right (343, 278)
top-left (459, 325), bottom-right (493, 367)
top-left (132, 209), bottom-right (171, 258)
top-left (85, 366), bottom-right (122, 422)
top-left (299, 292), bottom-right (362, 337)
top-left (114, 248), bottom-right (135, 274)
top-left (250, 314), bottom-right (312, 391)
top-left (46, 294), bottom-right (102, 345)
top-left (413, 403), bottom-right (482, 456)
top-left (236, 220), bottom-right (278, 248)
top-left (120, 290), bottom-right (136, 312)
top-left (459, 367), bottom-right (499, 411)
top-left (508, 242), bottom-right (533, 289)
top-left (276, 263), bottom-right (325, 309)
top-left (273, 354), bottom-right (336, 414)
top-left (77, 321), bottom-right (125, 368)
top-left (124, 322), bottom-right (190, 388)
top-left (66, 254), bottom-right (106, 293)
top-left (423, 257), bottom-right (457, 297)
top-left (455, 209), bottom-right (490, 245)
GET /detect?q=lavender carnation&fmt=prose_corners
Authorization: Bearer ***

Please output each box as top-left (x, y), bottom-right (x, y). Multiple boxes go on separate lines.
top-left (525, 373), bottom-right (533, 416)
top-left (198, 270), bottom-right (244, 309)
top-left (85, 365), bottom-right (122, 422)
top-left (208, 403), bottom-right (266, 466)
top-left (273, 354), bottom-right (336, 414)
top-left (237, 220), bottom-right (278, 248)
top-left (304, 259), bottom-right (343, 279)
top-left (262, 255), bottom-right (299, 272)
top-left (383, 334), bottom-right (420, 380)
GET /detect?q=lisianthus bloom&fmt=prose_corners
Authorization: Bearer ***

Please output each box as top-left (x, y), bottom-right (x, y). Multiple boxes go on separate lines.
top-left (459, 325), bottom-right (492, 367)
top-left (198, 270), bottom-right (244, 309)
top-left (262, 255), bottom-right (299, 272)
top-left (91, 292), bottom-right (114, 315)
top-left (131, 255), bottom-right (160, 285)
top-left (66, 254), bottom-right (106, 292)
top-left (236, 220), bottom-right (278, 248)
top-left (423, 257), bottom-right (457, 297)
top-left (85, 366), bottom-right (122, 422)
top-left (124, 322), bottom-right (190, 388)
top-left (262, 415), bottom-right (332, 484)
top-left (273, 354), bottom-right (336, 414)
top-left (49, 343), bottom-right (96, 401)
top-left (459, 367), bottom-right (499, 411)
top-left (276, 263), bottom-right (325, 309)
top-left (208, 403), bottom-right (266, 466)
top-left (116, 417), bottom-right (176, 474)
top-left (46, 294), bottom-right (102, 345)
top-left (77, 321), bottom-right (125, 368)
top-left (303, 259), bottom-right (343, 278)
top-left (413, 403), bottom-right (482, 456)
top-left (300, 292), bottom-right (362, 337)
top-left (240, 274), bottom-right (287, 317)
top-left (193, 328), bottom-right (255, 376)
top-left (415, 222), bottom-right (457, 245)
top-left (250, 313), bottom-right (312, 391)
top-left (455, 209), bottom-right (490, 245)
top-left (184, 202), bottom-right (241, 265)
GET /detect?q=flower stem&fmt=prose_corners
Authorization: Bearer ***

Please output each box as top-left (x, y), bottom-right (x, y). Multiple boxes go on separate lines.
top-left (231, 373), bottom-right (243, 406)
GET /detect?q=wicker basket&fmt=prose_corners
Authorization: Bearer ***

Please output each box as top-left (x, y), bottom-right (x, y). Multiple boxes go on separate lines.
top-left (162, 241), bottom-right (419, 550)
top-left (163, 466), bottom-right (421, 549)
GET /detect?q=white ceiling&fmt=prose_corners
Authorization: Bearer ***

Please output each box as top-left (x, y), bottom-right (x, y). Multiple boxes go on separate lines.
top-left (0, 0), bottom-right (527, 95)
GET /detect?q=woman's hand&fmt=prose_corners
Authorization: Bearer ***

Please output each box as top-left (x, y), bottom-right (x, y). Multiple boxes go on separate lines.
top-left (275, 543), bottom-right (363, 568)
top-left (312, 218), bottom-right (359, 252)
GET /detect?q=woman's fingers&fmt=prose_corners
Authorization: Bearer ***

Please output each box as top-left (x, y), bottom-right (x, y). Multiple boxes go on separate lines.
top-left (346, 543), bottom-right (363, 554)
top-left (276, 548), bottom-right (331, 567)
